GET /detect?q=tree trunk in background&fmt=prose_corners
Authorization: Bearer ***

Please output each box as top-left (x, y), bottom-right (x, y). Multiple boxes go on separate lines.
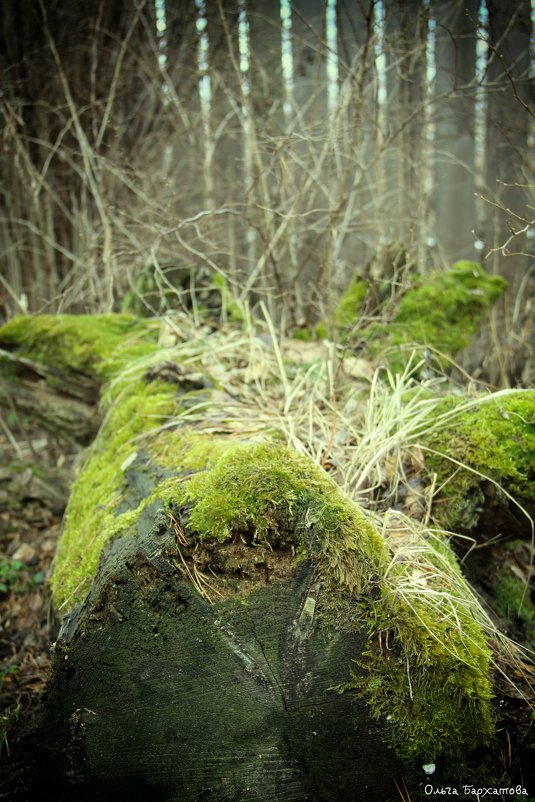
top-left (433, 0), bottom-right (478, 266)
top-left (247, 0), bottom-right (285, 121)
top-left (334, 0), bottom-right (378, 276)
top-left (398, 0), bottom-right (429, 265)
top-left (480, 0), bottom-right (533, 386)
top-left (285, 0), bottom-right (329, 313)
top-left (290, 0), bottom-right (327, 122)
top-left (485, 0), bottom-right (533, 284)
top-left (384, 0), bottom-right (404, 245)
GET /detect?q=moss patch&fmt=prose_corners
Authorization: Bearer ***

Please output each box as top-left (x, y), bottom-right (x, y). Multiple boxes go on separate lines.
top-left (315, 277), bottom-right (368, 340)
top-left (362, 533), bottom-right (494, 760)
top-left (0, 314), bottom-right (158, 383)
top-left (50, 379), bottom-right (181, 610)
top-left (3, 312), bottom-right (496, 765)
top-left (364, 261), bottom-right (506, 372)
top-left (423, 390), bottom-right (535, 532)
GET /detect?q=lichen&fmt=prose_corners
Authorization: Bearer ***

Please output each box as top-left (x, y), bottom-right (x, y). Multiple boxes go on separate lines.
top-left (423, 390), bottom-right (535, 532)
top-left (364, 261), bottom-right (507, 373)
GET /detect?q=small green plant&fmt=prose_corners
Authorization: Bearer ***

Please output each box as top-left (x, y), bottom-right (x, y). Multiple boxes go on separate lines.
top-left (0, 558), bottom-right (24, 594)
top-left (0, 557), bottom-right (45, 594)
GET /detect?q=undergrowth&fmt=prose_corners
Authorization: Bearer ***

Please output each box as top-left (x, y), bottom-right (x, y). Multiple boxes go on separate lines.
top-left (1, 300), bottom-right (533, 770)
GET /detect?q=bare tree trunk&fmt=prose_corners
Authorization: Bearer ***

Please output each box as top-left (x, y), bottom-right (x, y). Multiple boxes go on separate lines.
top-left (433, 0), bottom-right (479, 265)
top-left (485, 0), bottom-right (533, 281)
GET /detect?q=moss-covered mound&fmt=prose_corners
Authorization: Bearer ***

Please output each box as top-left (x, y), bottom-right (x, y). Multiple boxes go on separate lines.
top-left (423, 390), bottom-right (535, 533)
top-left (1, 313), bottom-right (498, 771)
top-left (56, 420), bottom-right (495, 763)
top-left (38, 318), bottom-right (493, 764)
top-left (365, 261), bottom-right (506, 372)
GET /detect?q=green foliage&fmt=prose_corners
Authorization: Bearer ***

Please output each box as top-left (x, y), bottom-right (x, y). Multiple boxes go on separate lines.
top-left (0, 557), bottom-right (43, 594)
top-left (315, 277), bottom-right (368, 340)
top-left (365, 261), bottom-right (507, 372)
top-left (0, 558), bottom-right (25, 594)
top-left (494, 573), bottom-right (535, 641)
top-left (0, 314), bottom-right (158, 382)
top-left (290, 327), bottom-right (315, 341)
top-left (424, 390), bottom-right (535, 531)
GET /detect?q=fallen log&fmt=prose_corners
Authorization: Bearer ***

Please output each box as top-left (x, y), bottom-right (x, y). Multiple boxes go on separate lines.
top-left (0, 314), bottom-right (159, 444)
top-left (0, 314), bottom-right (502, 801)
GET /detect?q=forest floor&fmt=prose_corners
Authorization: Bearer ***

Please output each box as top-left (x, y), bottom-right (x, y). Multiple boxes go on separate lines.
top-left (0, 423), bottom-right (79, 798)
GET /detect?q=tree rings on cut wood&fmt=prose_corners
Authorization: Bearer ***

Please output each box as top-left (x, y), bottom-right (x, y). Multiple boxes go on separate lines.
top-left (36, 500), bottom-right (401, 802)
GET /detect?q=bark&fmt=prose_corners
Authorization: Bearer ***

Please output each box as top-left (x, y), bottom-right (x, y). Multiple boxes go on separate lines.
top-left (35, 499), bottom-right (401, 802)
top-left (0, 348), bottom-right (101, 445)
top-left (0, 313), bottom-right (505, 800)
top-left (433, 0), bottom-right (479, 264)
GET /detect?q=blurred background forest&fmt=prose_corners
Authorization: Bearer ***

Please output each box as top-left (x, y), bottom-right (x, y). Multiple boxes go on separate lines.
top-left (0, 0), bottom-right (533, 383)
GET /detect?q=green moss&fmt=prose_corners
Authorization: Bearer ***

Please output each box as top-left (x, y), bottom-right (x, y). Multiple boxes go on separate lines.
top-left (10, 311), bottom-right (492, 764)
top-left (0, 314), bottom-right (158, 382)
top-left (149, 430), bottom-right (389, 594)
top-left (290, 328), bottom-right (315, 342)
top-left (211, 274), bottom-right (244, 323)
top-left (356, 646), bottom-right (494, 762)
top-left (365, 261), bottom-right (506, 372)
top-left (424, 390), bottom-right (535, 531)
top-left (334, 277), bottom-right (368, 329)
top-left (315, 277), bottom-right (368, 340)
top-left (50, 379), bottom-right (181, 611)
top-left (325, 525), bottom-right (495, 762)
top-left (364, 532), bottom-right (494, 760)
top-left (184, 440), bottom-right (389, 591)
top-left (494, 574), bottom-right (535, 642)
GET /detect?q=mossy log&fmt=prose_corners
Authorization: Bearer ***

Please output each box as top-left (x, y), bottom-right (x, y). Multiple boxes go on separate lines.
top-left (367, 261), bottom-right (507, 372)
top-left (0, 315), bottom-right (499, 801)
top-left (422, 391), bottom-right (535, 537)
top-left (315, 261), bottom-right (506, 374)
top-left (0, 314), bottom-right (159, 444)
